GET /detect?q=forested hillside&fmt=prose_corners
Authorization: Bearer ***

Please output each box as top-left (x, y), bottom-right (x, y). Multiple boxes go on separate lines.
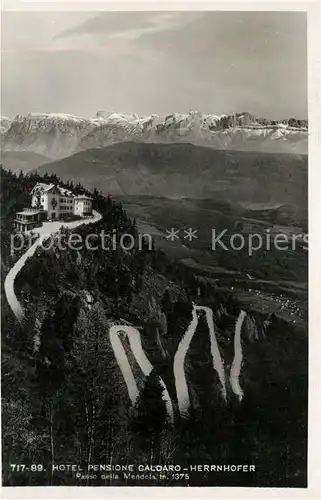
top-left (1, 168), bottom-right (307, 487)
top-left (33, 142), bottom-right (308, 209)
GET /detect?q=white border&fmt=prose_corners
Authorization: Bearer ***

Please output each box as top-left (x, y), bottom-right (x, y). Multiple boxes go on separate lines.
top-left (1, 1), bottom-right (320, 499)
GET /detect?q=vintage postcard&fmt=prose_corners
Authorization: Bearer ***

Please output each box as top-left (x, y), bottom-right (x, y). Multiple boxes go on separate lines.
top-left (1, 1), bottom-right (320, 499)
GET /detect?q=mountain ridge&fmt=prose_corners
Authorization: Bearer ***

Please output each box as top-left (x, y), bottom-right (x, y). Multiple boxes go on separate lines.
top-left (33, 141), bottom-right (308, 210)
top-left (1, 110), bottom-right (308, 159)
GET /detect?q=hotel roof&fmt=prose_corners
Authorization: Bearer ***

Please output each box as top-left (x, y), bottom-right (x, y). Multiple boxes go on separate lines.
top-left (16, 209), bottom-right (42, 216)
top-left (58, 187), bottom-right (74, 197)
top-left (31, 183), bottom-right (74, 197)
top-left (74, 195), bottom-right (93, 200)
top-left (30, 182), bottom-right (55, 194)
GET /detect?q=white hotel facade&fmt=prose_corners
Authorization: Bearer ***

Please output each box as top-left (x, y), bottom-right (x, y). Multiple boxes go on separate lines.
top-left (14, 183), bottom-right (93, 232)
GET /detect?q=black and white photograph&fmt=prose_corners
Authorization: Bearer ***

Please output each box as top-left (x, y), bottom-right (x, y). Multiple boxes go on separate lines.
top-left (0, 4), bottom-right (312, 493)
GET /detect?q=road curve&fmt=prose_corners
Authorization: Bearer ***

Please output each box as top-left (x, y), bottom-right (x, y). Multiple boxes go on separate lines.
top-left (173, 308), bottom-right (199, 415)
top-left (196, 305), bottom-right (227, 402)
top-left (229, 310), bottom-right (247, 402)
top-left (4, 210), bottom-right (102, 322)
top-left (109, 324), bottom-right (174, 422)
top-left (174, 304), bottom-right (227, 415)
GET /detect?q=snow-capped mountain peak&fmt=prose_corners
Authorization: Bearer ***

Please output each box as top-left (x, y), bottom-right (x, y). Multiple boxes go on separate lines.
top-left (2, 110), bottom-right (308, 159)
top-left (0, 116), bottom-right (12, 134)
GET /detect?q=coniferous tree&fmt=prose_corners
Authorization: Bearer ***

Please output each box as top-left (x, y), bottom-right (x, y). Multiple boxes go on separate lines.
top-left (131, 371), bottom-right (168, 461)
top-left (161, 289), bottom-right (173, 316)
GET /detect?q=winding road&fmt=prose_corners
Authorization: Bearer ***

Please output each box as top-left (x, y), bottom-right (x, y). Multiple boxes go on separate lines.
top-left (4, 210), bottom-right (102, 321)
top-left (110, 305), bottom-right (247, 418)
top-left (173, 305), bottom-right (247, 414)
top-left (109, 324), bottom-right (174, 422)
top-left (229, 310), bottom-right (247, 402)
top-left (173, 304), bottom-right (227, 415)
top-left (4, 211), bottom-right (247, 419)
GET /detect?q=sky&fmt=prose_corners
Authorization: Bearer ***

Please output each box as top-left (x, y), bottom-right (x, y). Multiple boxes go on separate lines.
top-left (1, 10), bottom-right (307, 120)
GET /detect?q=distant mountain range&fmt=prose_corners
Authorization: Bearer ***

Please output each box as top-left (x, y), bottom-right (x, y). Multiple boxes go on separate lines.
top-left (1, 111), bottom-right (308, 160)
